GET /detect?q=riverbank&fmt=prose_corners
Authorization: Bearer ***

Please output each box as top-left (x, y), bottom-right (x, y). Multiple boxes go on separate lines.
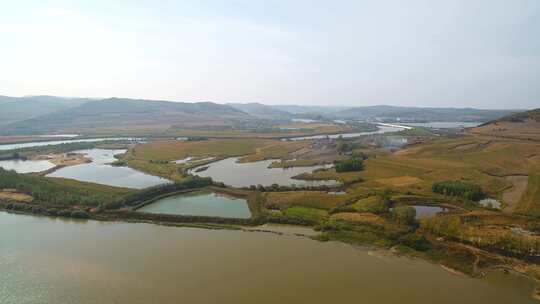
top-left (2, 210), bottom-right (536, 304)
top-left (1, 190), bottom-right (539, 294)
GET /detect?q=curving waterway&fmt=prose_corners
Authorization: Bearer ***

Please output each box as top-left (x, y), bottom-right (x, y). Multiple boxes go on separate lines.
top-left (0, 212), bottom-right (536, 304)
top-left (47, 149), bottom-right (169, 189)
top-left (0, 137), bottom-right (138, 151)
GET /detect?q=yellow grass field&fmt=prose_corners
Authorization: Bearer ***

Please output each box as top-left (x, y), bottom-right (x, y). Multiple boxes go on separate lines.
top-left (354, 132), bottom-right (540, 215)
top-left (516, 175), bottom-right (540, 216)
top-left (129, 138), bottom-right (276, 161)
top-left (264, 191), bottom-right (353, 210)
top-left (375, 176), bottom-right (423, 187)
top-left (0, 190), bottom-right (33, 202)
top-left (239, 140), bottom-right (311, 162)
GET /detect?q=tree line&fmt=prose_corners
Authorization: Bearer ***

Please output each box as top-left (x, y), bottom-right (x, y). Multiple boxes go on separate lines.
top-left (432, 180), bottom-right (486, 201)
top-left (0, 168), bottom-right (124, 206)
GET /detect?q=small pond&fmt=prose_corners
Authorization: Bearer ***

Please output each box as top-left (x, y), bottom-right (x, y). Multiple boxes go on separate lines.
top-left (0, 159), bottom-right (55, 173)
top-left (412, 205), bottom-right (448, 219)
top-left (47, 149), bottom-right (169, 189)
top-left (191, 157), bottom-right (339, 188)
top-left (137, 190), bottom-right (251, 218)
top-left (392, 205), bottom-right (448, 220)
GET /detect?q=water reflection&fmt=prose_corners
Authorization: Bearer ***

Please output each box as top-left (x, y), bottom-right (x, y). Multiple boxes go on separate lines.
top-left (191, 157), bottom-right (339, 187)
top-left (138, 190), bottom-right (251, 218)
top-left (47, 149), bottom-right (169, 189)
top-left (0, 159), bottom-right (55, 173)
top-left (0, 211), bottom-right (536, 304)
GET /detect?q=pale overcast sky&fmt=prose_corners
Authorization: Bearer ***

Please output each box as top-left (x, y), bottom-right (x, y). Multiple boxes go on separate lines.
top-left (1, 0), bottom-right (539, 109)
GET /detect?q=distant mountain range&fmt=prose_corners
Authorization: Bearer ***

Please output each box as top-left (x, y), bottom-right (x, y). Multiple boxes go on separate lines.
top-left (329, 105), bottom-right (518, 122)
top-left (0, 95), bottom-right (90, 126)
top-left (227, 103), bottom-right (292, 119)
top-left (0, 95), bottom-right (522, 135)
top-left (0, 97), bottom-right (248, 135)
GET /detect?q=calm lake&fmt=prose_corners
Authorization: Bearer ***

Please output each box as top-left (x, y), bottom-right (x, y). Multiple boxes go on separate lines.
top-left (0, 159), bottom-right (55, 173)
top-left (0, 137), bottom-right (137, 151)
top-left (47, 149), bottom-right (169, 189)
top-left (191, 157), bottom-right (339, 187)
top-left (0, 212), bottom-right (536, 304)
top-left (138, 190), bottom-right (251, 218)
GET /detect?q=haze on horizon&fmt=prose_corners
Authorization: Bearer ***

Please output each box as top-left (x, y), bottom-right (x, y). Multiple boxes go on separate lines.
top-left (1, 0), bottom-right (539, 109)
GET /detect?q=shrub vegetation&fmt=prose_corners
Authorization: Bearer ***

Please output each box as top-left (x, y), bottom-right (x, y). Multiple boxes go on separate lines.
top-left (432, 180), bottom-right (486, 201)
top-left (335, 158), bottom-right (364, 172)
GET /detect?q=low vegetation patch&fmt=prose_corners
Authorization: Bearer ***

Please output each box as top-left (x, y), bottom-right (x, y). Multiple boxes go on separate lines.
top-left (335, 158), bottom-right (364, 172)
top-left (516, 175), bottom-right (540, 216)
top-left (350, 196), bottom-right (389, 214)
top-left (128, 138), bottom-right (275, 161)
top-left (282, 206), bottom-right (328, 222)
top-left (0, 168), bottom-right (131, 206)
top-left (264, 191), bottom-right (352, 210)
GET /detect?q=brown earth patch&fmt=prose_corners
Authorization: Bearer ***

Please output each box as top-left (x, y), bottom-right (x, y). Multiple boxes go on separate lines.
top-left (0, 191), bottom-right (33, 202)
top-left (503, 175), bottom-right (529, 213)
top-left (330, 212), bottom-right (384, 224)
top-left (43, 153), bottom-right (90, 166)
top-left (375, 176), bottom-right (422, 187)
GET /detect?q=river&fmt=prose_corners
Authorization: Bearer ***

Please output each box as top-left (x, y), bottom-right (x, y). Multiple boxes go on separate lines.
top-left (0, 137), bottom-right (139, 151)
top-left (0, 212), bottom-right (536, 304)
top-left (286, 124), bottom-right (406, 141)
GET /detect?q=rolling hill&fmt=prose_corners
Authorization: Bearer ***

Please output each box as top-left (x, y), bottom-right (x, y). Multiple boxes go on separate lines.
top-left (227, 103), bottom-right (292, 119)
top-left (471, 108), bottom-right (540, 141)
top-left (1, 98), bottom-right (250, 135)
top-left (0, 95), bottom-right (90, 126)
top-left (270, 105), bottom-right (350, 115)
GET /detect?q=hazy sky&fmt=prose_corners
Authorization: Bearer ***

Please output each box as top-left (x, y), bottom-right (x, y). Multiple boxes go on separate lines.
top-left (1, 0), bottom-right (539, 109)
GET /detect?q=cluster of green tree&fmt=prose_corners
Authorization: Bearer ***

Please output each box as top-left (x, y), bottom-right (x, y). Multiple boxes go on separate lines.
top-left (186, 136), bottom-right (209, 141)
top-left (117, 209), bottom-right (255, 226)
top-left (432, 180), bottom-right (486, 201)
top-left (246, 183), bottom-right (338, 192)
top-left (315, 209), bottom-right (432, 252)
top-left (115, 176), bottom-right (213, 208)
top-left (110, 160), bottom-right (127, 167)
top-left (0, 201), bottom-right (90, 219)
top-left (334, 158), bottom-right (364, 172)
top-left (149, 159), bottom-right (169, 164)
top-left (0, 168), bottom-right (123, 206)
top-left (390, 206), bottom-right (417, 225)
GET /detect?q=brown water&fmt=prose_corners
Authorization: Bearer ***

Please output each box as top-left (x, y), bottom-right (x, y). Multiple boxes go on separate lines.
top-left (0, 212), bottom-right (536, 304)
